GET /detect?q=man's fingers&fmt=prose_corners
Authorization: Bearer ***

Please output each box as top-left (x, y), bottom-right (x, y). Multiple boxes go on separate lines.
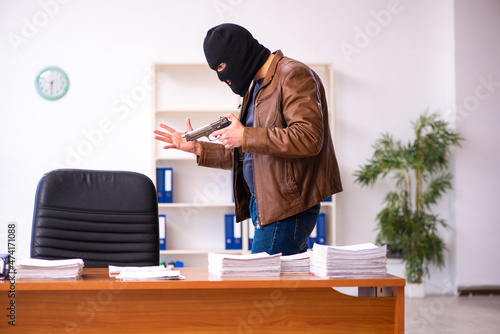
top-left (154, 129), bottom-right (173, 142)
top-left (185, 117), bottom-right (194, 132)
top-left (159, 123), bottom-right (176, 133)
top-left (154, 129), bottom-right (169, 137)
top-left (155, 136), bottom-right (170, 143)
top-left (224, 113), bottom-right (237, 121)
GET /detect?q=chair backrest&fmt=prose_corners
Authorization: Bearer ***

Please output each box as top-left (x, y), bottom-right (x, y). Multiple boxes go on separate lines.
top-left (31, 169), bottom-right (160, 268)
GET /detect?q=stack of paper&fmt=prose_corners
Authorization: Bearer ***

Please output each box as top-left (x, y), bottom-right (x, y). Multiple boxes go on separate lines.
top-left (109, 265), bottom-right (173, 277)
top-left (280, 252), bottom-right (311, 274)
top-left (109, 265), bottom-right (184, 281)
top-left (311, 243), bottom-right (387, 278)
top-left (16, 258), bottom-right (84, 280)
top-left (208, 252), bottom-right (281, 277)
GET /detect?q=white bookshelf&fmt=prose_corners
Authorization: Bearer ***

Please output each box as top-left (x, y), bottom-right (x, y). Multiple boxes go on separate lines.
top-left (151, 63), bottom-right (337, 267)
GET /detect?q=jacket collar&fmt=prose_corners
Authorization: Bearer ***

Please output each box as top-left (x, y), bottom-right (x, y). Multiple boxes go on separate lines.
top-left (240, 50), bottom-right (283, 117)
top-left (262, 50), bottom-right (283, 88)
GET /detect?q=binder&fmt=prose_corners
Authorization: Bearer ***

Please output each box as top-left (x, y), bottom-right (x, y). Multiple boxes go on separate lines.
top-left (163, 168), bottom-right (173, 203)
top-left (156, 168), bottom-right (164, 201)
top-left (156, 168), bottom-right (173, 203)
top-left (316, 213), bottom-right (326, 244)
top-left (225, 214), bottom-right (234, 249)
top-left (233, 216), bottom-right (242, 250)
top-left (308, 213), bottom-right (326, 248)
top-left (225, 214), bottom-right (242, 250)
top-left (159, 214), bottom-right (166, 251)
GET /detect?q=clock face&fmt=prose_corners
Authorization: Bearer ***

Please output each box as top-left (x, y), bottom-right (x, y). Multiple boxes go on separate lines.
top-left (35, 67), bottom-right (69, 100)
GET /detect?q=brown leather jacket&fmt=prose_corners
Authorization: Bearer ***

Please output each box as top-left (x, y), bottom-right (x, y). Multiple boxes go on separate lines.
top-left (197, 50), bottom-right (342, 225)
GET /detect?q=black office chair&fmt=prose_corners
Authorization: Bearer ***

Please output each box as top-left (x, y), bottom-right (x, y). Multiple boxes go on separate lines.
top-left (31, 169), bottom-right (160, 268)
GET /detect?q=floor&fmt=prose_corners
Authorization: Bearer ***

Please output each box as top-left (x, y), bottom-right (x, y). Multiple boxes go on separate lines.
top-left (405, 295), bottom-right (500, 333)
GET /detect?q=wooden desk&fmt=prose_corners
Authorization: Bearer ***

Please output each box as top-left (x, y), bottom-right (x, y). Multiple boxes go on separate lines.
top-left (1, 268), bottom-right (405, 333)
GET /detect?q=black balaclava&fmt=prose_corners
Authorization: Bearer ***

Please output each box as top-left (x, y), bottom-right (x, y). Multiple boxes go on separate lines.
top-left (203, 23), bottom-right (271, 97)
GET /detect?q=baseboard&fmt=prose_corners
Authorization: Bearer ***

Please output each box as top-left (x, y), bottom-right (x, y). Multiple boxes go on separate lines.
top-left (457, 286), bottom-right (500, 296)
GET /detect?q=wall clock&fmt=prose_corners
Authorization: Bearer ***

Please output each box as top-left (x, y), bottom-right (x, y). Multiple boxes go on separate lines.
top-left (35, 66), bottom-right (69, 100)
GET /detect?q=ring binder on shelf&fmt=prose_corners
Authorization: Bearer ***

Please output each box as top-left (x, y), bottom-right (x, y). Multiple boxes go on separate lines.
top-left (225, 214), bottom-right (242, 250)
top-left (233, 216), bottom-right (242, 249)
top-left (156, 168), bottom-right (173, 203)
top-left (159, 214), bottom-right (166, 251)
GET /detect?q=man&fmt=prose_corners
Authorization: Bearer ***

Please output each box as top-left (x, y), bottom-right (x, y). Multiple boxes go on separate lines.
top-left (154, 23), bottom-right (342, 255)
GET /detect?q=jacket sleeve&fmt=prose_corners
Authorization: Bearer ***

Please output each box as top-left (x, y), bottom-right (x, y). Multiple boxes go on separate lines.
top-left (242, 65), bottom-right (325, 159)
top-left (196, 141), bottom-right (233, 170)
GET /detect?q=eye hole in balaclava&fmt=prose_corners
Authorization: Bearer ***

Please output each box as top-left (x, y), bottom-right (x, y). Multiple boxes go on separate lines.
top-left (216, 63), bottom-right (231, 86)
top-left (203, 23), bottom-right (270, 97)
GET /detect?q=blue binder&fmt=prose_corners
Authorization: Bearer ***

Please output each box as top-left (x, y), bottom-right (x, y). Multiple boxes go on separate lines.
top-left (156, 168), bottom-right (164, 201)
top-left (233, 216), bottom-right (242, 250)
top-left (316, 213), bottom-right (326, 244)
top-left (156, 168), bottom-right (173, 203)
top-left (225, 214), bottom-right (242, 250)
top-left (308, 213), bottom-right (326, 249)
top-left (159, 214), bottom-right (166, 251)
top-left (225, 214), bottom-right (234, 249)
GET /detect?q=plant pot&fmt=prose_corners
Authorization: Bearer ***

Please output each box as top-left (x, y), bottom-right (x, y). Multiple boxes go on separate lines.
top-left (406, 282), bottom-right (425, 298)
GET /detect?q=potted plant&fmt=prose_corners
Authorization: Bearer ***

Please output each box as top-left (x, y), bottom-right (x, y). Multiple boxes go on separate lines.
top-left (353, 111), bottom-right (463, 297)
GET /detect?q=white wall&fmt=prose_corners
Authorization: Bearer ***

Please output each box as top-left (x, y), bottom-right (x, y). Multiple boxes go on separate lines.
top-left (1, 0), bottom-right (495, 293)
top-left (454, 0), bottom-right (500, 289)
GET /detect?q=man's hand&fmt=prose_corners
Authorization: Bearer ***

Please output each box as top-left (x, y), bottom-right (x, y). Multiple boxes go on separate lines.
top-left (212, 113), bottom-right (244, 149)
top-left (154, 118), bottom-right (201, 155)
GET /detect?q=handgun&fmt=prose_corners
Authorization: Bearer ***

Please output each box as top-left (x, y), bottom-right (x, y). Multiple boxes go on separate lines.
top-left (182, 116), bottom-right (232, 141)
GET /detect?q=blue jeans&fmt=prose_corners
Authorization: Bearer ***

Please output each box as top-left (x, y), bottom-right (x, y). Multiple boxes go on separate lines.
top-left (249, 194), bottom-right (320, 255)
